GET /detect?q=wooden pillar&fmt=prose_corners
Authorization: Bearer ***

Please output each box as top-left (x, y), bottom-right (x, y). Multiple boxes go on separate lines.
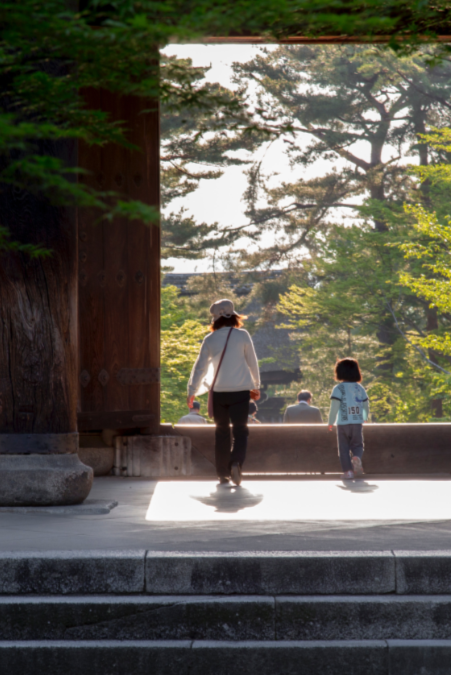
top-left (78, 92), bottom-right (160, 434)
top-left (0, 138), bottom-right (93, 505)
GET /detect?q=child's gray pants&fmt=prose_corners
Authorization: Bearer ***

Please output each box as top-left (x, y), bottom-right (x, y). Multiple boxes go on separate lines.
top-left (337, 424), bottom-right (364, 472)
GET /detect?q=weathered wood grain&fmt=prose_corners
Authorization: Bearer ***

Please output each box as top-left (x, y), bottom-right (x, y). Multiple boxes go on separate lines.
top-left (127, 95), bottom-right (155, 418)
top-left (78, 87), bottom-right (105, 414)
top-left (103, 91), bottom-right (130, 414)
top-left (78, 91), bottom-right (160, 432)
top-left (0, 140), bottom-right (78, 435)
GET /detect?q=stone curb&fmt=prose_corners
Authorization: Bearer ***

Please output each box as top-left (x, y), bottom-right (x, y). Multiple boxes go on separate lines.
top-left (2, 550), bottom-right (451, 595)
top-left (0, 499), bottom-right (117, 516)
top-left (3, 595), bottom-right (451, 641)
top-left (145, 551), bottom-right (396, 595)
top-left (394, 551), bottom-right (451, 594)
top-left (0, 596), bottom-right (275, 641)
top-left (0, 551), bottom-right (146, 594)
top-left (2, 640), bottom-right (451, 674)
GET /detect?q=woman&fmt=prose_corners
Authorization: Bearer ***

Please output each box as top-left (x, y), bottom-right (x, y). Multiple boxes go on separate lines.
top-left (187, 299), bottom-right (260, 486)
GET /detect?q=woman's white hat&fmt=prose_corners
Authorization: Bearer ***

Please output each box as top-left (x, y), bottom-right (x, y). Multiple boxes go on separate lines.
top-left (210, 299), bottom-right (241, 320)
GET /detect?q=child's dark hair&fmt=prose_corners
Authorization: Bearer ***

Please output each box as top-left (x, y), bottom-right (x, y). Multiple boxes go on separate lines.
top-left (334, 357), bottom-right (362, 383)
top-left (249, 401), bottom-right (258, 415)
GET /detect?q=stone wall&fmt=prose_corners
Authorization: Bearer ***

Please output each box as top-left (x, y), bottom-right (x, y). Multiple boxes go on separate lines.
top-left (174, 423), bottom-right (451, 475)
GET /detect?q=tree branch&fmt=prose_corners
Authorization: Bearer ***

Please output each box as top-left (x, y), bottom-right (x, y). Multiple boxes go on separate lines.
top-left (386, 302), bottom-right (451, 375)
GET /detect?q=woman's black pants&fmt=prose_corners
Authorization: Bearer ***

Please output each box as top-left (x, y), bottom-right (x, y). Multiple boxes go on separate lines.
top-left (213, 390), bottom-right (250, 478)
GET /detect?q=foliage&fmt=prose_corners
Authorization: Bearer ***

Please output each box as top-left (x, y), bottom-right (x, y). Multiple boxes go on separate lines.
top-left (158, 44), bottom-right (451, 422)
top-left (4, 2), bottom-right (451, 421)
top-left (206, 43), bottom-right (451, 421)
top-left (277, 221), bottom-right (427, 420)
top-left (0, 225), bottom-right (51, 258)
top-left (160, 285), bottom-right (208, 423)
top-left (2, 1), bottom-right (451, 254)
top-left (395, 128), bottom-right (451, 405)
top-left (0, 0), bottom-right (263, 252)
top-left (229, 44), bottom-right (451, 267)
top-left (160, 54), bottom-right (255, 260)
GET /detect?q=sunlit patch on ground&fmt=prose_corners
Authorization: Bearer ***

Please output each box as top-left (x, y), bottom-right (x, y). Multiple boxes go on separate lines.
top-left (145, 479), bottom-right (451, 522)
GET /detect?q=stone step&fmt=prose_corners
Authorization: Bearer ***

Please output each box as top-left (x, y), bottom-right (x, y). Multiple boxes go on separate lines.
top-left (0, 596), bottom-right (274, 641)
top-left (2, 550), bottom-right (451, 595)
top-left (0, 639), bottom-right (450, 674)
top-left (2, 595), bottom-right (451, 641)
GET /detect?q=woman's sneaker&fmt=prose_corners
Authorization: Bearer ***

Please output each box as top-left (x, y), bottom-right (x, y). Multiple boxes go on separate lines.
top-left (351, 456), bottom-right (364, 476)
top-left (231, 463), bottom-right (242, 486)
top-left (341, 470), bottom-right (355, 480)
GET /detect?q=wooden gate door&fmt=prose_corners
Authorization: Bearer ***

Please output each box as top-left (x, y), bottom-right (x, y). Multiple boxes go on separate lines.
top-left (77, 91), bottom-right (160, 434)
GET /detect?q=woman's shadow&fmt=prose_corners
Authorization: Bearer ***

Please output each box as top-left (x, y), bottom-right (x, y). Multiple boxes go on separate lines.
top-left (190, 485), bottom-right (264, 514)
top-left (337, 480), bottom-right (379, 494)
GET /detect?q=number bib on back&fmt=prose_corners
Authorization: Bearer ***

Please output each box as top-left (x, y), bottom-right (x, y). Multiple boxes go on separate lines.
top-left (331, 382), bottom-right (368, 424)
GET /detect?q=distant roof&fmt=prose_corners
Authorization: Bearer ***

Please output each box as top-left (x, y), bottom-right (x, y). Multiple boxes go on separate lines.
top-left (163, 270), bottom-right (284, 297)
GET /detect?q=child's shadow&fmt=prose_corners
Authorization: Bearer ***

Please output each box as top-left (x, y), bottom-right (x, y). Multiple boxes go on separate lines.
top-left (337, 480), bottom-right (379, 494)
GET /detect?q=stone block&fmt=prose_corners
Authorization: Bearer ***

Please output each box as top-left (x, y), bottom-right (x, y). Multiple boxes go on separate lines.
top-left (388, 639), bottom-right (451, 674)
top-left (0, 641), bottom-right (192, 675)
top-left (0, 596), bottom-right (275, 641)
top-left (114, 435), bottom-right (191, 477)
top-left (0, 454), bottom-right (93, 506)
top-left (190, 640), bottom-right (388, 675)
top-left (0, 551), bottom-right (145, 594)
top-left (146, 551), bottom-right (395, 595)
top-left (395, 551), bottom-right (451, 594)
top-left (77, 447), bottom-right (114, 476)
top-left (0, 499), bottom-right (117, 515)
top-left (175, 422), bottom-right (451, 474)
top-left (0, 433), bottom-right (79, 454)
top-left (276, 596), bottom-right (451, 641)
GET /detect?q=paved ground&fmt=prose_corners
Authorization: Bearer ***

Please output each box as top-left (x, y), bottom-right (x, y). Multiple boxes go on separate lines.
top-left (2, 476), bottom-right (451, 551)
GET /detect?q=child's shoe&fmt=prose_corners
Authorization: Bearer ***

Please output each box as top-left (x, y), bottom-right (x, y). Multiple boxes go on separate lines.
top-left (341, 470), bottom-right (355, 480)
top-left (351, 456), bottom-right (364, 476)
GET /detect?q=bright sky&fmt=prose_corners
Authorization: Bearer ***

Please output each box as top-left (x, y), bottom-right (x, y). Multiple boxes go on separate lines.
top-left (162, 45), bottom-right (284, 273)
top-left (160, 45), bottom-right (414, 274)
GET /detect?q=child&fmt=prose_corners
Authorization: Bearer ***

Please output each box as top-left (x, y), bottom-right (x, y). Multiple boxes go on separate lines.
top-left (248, 400), bottom-right (261, 424)
top-left (328, 357), bottom-right (369, 480)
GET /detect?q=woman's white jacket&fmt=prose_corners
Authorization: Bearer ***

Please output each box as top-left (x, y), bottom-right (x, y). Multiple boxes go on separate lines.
top-left (187, 327), bottom-right (261, 397)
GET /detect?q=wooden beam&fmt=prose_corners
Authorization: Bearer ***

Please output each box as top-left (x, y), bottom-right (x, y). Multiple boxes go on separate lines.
top-left (78, 93), bottom-right (160, 433)
top-left (196, 35), bottom-right (451, 44)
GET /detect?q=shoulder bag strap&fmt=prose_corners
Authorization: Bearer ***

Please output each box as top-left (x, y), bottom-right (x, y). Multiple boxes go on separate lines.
top-left (211, 327), bottom-right (233, 392)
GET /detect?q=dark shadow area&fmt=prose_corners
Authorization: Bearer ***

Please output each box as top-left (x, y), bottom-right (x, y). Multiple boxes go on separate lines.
top-left (337, 481), bottom-right (379, 494)
top-left (190, 485), bottom-right (264, 513)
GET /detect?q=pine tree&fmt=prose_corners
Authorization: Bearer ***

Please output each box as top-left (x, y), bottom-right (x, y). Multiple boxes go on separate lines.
top-left (221, 45), bottom-right (451, 419)
top-left (232, 44), bottom-right (451, 264)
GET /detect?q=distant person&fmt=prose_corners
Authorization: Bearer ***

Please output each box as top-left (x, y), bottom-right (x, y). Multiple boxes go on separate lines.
top-left (187, 299), bottom-right (260, 487)
top-left (283, 390), bottom-right (323, 424)
top-left (248, 400), bottom-right (261, 424)
top-left (178, 400), bottom-right (207, 425)
top-left (328, 357), bottom-right (369, 480)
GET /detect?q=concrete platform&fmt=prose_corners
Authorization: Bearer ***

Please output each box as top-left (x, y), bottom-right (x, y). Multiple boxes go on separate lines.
top-left (2, 477), bottom-right (451, 674)
top-left (2, 476), bottom-right (451, 552)
top-left (145, 478), bottom-right (451, 521)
